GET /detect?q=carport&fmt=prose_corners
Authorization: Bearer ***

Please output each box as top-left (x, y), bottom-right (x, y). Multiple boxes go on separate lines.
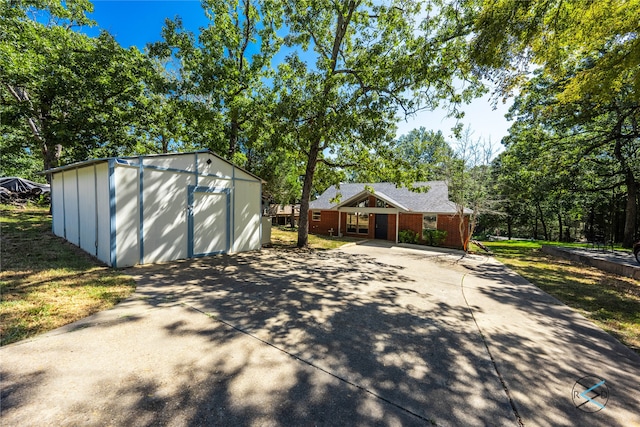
top-left (46, 150), bottom-right (263, 267)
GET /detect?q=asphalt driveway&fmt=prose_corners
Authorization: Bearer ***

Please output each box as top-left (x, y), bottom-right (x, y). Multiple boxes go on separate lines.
top-left (2, 242), bottom-right (639, 426)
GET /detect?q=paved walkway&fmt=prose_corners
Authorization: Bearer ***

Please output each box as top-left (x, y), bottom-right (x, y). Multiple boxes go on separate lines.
top-left (542, 245), bottom-right (640, 280)
top-left (2, 243), bottom-right (639, 426)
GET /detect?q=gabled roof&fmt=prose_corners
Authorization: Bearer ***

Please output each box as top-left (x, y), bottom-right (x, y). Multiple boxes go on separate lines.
top-left (309, 181), bottom-right (471, 214)
top-left (41, 149), bottom-right (263, 182)
top-left (336, 189), bottom-right (411, 212)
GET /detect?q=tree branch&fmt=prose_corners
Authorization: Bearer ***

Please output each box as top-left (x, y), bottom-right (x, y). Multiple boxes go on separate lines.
top-left (318, 157), bottom-right (357, 168)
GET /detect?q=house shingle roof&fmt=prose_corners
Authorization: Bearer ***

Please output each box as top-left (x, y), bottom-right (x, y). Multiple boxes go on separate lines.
top-left (309, 181), bottom-right (470, 214)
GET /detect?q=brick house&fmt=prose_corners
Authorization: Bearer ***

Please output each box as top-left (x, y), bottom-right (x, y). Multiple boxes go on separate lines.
top-left (308, 182), bottom-right (471, 249)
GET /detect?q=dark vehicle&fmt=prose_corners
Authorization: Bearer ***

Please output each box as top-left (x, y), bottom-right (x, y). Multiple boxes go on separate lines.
top-left (634, 241), bottom-right (640, 264)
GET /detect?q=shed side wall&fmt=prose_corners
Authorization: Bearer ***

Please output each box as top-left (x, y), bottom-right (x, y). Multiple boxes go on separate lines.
top-left (114, 165), bottom-right (139, 267)
top-left (62, 170), bottom-right (79, 246)
top-left (77, 167), bottom-right (97, 256)
top-left (95, 163), bottom-right (111, 265)
top-left (233, 180), bottom-right (261, 252)
top-left (51, 172), bottom-right (64, 238)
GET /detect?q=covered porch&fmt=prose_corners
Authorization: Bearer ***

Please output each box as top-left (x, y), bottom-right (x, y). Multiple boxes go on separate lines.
top-left (330, 189), bottom-right (409, 243)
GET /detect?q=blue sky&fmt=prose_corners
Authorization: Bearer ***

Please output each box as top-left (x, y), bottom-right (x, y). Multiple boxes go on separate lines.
top-left (86, 1), bottom-right (208, 48)
top-left (86, 1), bottom-right (513, 146)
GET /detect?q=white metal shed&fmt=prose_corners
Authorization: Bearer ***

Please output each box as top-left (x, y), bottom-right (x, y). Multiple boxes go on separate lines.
top-left (46, 150), bottom-right (263, 267)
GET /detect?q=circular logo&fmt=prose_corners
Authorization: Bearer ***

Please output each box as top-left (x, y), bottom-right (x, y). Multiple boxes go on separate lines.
top-left (572, 375), bottom-right (609, 412)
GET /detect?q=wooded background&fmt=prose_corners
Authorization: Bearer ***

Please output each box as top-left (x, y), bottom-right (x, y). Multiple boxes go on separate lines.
top-left (2, 0), bottom-right (638, 247)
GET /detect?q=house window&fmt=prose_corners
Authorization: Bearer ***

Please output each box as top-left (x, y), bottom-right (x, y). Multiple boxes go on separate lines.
top-left (347, 213), bottom-right (357, 232)
top-left (312, 210), bottom-right (321, 221)
top-left (423, 214), bottom-right (437, 231)
top-left (358, 212), bottom-right (369, 234)
top-left (375, 199), bottom-right (388, 208)
top-left (347, 212), bottom-right (369, 234)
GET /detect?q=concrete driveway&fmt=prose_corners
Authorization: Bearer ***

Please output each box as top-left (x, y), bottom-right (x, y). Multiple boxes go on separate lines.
top-left (2, 242), bottom-right (639, 426)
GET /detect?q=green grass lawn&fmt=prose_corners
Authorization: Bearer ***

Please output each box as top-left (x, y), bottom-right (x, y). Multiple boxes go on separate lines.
top-left (479, 240), bottom-right (640, 354)
top-left (1, 205), bottom-right (135, 346)
top-left (270, 225), bottom-right (364, 250)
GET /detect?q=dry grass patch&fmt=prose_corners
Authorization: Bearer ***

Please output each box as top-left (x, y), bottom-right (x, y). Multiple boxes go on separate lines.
top-left (1, 205), bottom-right (135, 346)
top-left (481, 240), bottom-right (640, 354)
top-left (270, 226), bottom-right (363, 250)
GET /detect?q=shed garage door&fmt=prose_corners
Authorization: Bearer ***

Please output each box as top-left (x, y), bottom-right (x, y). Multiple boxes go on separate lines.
top-left (189, 186), bottom-right (230, 257)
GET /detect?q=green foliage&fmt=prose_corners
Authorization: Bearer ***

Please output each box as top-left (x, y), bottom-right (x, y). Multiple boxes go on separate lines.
top-left (470, 1), bottom-right (639, 247)
top-left (496, 65), bottom-right (639, 247)
top-left (1, 0), bottom-right (487, 246)
top-left (398, 229), bottom-right (419, 244)
top-left (147, 0), bottom-right (283, 158)
top-left (145, 0), bottom-right (305, 205)
top-left (1, 0), bottom-right (150, 174)
top-left (423, 229), bottom-right (447, 247)
top-left (351, 127), bottom-right (454, 183)
top-left (470, 0), bottom-right (640, 105)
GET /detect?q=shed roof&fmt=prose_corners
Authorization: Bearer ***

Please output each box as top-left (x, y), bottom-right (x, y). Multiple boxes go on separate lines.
top-left (309, 181), bottom-right (471, 214)
top-left (41, 150), bottom-right (263, 182)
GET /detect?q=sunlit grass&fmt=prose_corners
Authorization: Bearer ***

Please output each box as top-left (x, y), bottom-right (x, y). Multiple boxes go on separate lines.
top-left (1, 205), bottom-right (135, 346)
top-left (270, 225), bottom-right (363, 250)
top-left (478, 240), bottom-right (640, 354)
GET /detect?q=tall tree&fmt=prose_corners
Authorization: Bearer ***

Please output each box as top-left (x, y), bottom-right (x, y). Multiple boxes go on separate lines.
top-left (1, 0), bottom-right (149, 177)
top-left (148, 0), bottom-right (283, 163)
top-left (350, 127), bottom-right (454, 183)
top-left (275, 0), bottom-right (483, 247)
top-left (469, 0), bottom-right (640, 105)
top-left (445, 128), bottom-right (494, 251)
top-left (501, 68), bottom-right (639, 246)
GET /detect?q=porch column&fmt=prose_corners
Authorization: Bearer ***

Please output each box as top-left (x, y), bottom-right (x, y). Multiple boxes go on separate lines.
top-left (337, 209), bottom-right (341, 237)
top-left (395, 211), bottom-right (399, 244)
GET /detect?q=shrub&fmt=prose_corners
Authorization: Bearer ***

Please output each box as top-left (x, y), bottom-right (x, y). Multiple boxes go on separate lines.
top-left (423, 229), bottom-right (447, 246)
top-left (398, 229), bottom-right (419, 244)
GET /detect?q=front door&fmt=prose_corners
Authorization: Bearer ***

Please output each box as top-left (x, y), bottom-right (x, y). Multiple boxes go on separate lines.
top-left (188, 186), bottom-right (230, 258)
top-left (375, 214), bottom-right (388, 240)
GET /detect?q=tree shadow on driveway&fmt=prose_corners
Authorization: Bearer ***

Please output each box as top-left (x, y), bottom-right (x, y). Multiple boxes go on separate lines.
top-left (456, 258), bottom-right (640, 427)
top-left (2, 248), bottom-right (518, 426)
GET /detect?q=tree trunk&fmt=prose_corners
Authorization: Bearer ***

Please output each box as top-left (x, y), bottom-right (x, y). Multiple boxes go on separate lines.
top-left (458, 208), bottom-right (467, 251)
top-left (558, 212), bottom-right (563, 242)
top-left (623, 169), bottom-right (638, 248)
top-left (536, 202), bottom-right (548, 240)
top-left (295, 0), bottom-right (355, 248)
top-left (507, 215), bottom-right (512, 240)
top-left (161, 134), bottom-right (169, 153)
top-left (4, 85), bottom-right (59, 182)
top-left (290, 204), bottom-right (295, 229)
top-left (42, 143), bottom-right (62, 183)
top-left (229, 118), bottom-right (239, 160)
top-left (297, 140), bottom-right (321, 248)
